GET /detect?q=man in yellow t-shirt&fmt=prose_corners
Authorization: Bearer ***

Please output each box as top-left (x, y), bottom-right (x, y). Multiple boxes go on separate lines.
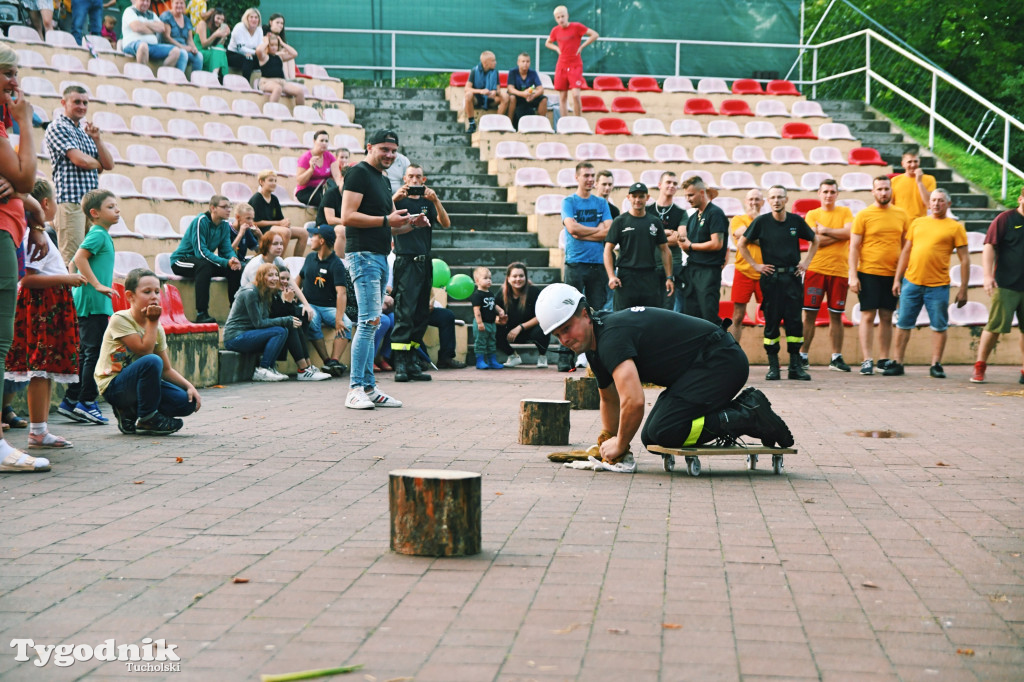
top-left (849, 176), bottom-right (911, 375)
top-left (884, 189), bottom-right (969, 378)
top-left (800, 178), bottom-right (853, 372)
top-left (728, 188), bottom-right (763, 343)
top-left (890, 150), bottom-right (936, 221)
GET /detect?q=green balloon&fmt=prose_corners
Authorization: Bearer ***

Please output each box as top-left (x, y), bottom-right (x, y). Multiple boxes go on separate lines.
top-left (432, 259), bottom-right (451, 288)
top-left (446, 273), bottom-right (475, 300)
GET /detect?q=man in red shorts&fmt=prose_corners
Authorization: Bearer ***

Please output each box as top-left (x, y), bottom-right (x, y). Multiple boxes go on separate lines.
top-left (545, 5), bottom-right (599, 117)
top-left (800, 179), bottom-right (853, 372)
top-left (729, 188), bottom-right (764, 343)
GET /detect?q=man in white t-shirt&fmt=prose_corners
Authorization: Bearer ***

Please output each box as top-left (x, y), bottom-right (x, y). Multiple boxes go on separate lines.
top-left (121, 0), bottom-right (186, 70)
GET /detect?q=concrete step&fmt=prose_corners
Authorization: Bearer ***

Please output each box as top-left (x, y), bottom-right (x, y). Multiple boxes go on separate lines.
top-left (855, 132), bottom-right (904, 146)
top-left (357, 118), bottom-right (464, 135)
top-left (432, 247), bottom-right (550, 267)
top-left (843, 120), bottom-right (892, 133)
top-left (410, 159), bottom-right (490, 176)
top-left (352, 99), bottom-right (453, 112)
top-left (444, 200), bottom-right (517, 215)
top-left (358, 107), bottom-right (459, 123)
top-left (955, 207), bottom-right (1001, 221)
top-left (447, 213), bottom-right (528, 231)
top-left (345, 86), bottom-right (446, 101)
top-left (398, 131), bottom-right (472, 146)
top-left (448, 265), bottom-right (562, 285)
top-left (434, 230), bottom-right (537, 249)
top-left (429, 185), bottom-right (508, 202)
top-left (402, 146), bottom-right (485, 163)
top-left (950, 193), bottom-right (989, 208)
top-left (937, 181), bottom-right (970, 194)
top-left (439, 173), bottom-right (498, 187)
top-left (826, 111), bottom-right (878, 123)
top-left (818, 100), bottom-right (867, 113)
top-left (964, 221), bottom-right (991, 233)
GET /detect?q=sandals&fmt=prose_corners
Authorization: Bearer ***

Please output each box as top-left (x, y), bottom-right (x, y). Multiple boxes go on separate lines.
top-left (0, 450), bottom-right (51, 472)
top-left (1, 407), bottom-right (28, 429)
top-left (27, 432), bottom-right (73, 449)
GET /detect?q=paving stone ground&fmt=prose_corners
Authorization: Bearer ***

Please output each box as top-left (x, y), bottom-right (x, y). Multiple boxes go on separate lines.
top-left (1, 362), bottom-right (1022, 682)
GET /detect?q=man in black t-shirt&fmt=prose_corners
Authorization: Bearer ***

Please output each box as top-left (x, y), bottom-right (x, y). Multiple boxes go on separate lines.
top-left (535, 284), bottom-right (794, 463)
top-left (297, 225), bottom-right (349, 377)
top-left (680, 177), bottom-right (729, 325)
top-left (340, 130), bottom-right (430, 410)
top-left (315, 166), bottom-right (347, 257)
top-left (604, 182), bottom-right (673, 311)
top-left (652, 172), bottom-right (686, 313)
top-left (738, 186), bottom-right (819, 381)
top-left (390, 164), bottom-right (452, 382)
top-left (595, 170), bottom-right (620, 219)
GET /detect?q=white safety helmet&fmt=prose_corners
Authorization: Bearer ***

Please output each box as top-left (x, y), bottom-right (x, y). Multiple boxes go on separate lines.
top-left (537, 283), bottom-right (585, 334)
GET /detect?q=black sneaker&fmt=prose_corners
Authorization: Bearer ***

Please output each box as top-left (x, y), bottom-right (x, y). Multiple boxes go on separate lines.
top-left (135, 412), bottom-right (184, 436)
top-left (829, 355), bottom-right (851, 372)
top-left (882, 362), bottom-right (905, 376)
top-left (110, 404), bottom-right (137, 435)
top-left (195, 312), bottom-right (217, 325)
top-left (800, 355), bottom-right (810, 370)
top-left (324, 359), bottom-right (347, 377)
top-left (929, 363), bottom-right (946, 379)
top-left (437, 357), bottom-right (466, 369)
top-left (877, 358), bottom-right (892, 371)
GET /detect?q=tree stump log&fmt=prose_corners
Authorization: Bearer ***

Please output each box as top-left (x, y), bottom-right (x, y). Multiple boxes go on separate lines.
top-left (564, 376), bottom-right (600, 410)
top-left (518, 399), bottom-right (570, 445)
top-left (389, 469), bottom-right (481, 557)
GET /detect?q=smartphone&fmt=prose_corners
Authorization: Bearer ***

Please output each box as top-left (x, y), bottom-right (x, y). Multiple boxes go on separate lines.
top-left (407, 185), bottom-right (425, 197)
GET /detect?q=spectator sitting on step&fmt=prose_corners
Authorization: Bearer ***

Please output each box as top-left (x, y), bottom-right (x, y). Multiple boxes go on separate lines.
top-left (463, 50), bottom-right (509, 134)
top-left (101, 15), bottom-right (119, 49)
top-left (263, 13), bottom-right (296, 80)
top-left (169, 194), bottom-right (242, 325)
top-left (507, 52), bottom-right (547, 128)
top-left (256, 33), bottom-right (305, 106)
top-left (194, 7), bottom-right (230, 81)
top-left (160, 0), bottom-right (204, 74)
top-left (495, 262), bottom-right (549, 368)
top-left (297, 225), bottom-right (350, 378)
top-left (249, 170), bottom-right (306, 258)
top-left (223, 262), bottom-right (296, 382)
top-left (240, 231), bottom-right (316, 322)
top-left (295, 130), bottom-right (341, 207)
top-left (227, 6), bottom-right (263, 83)
top-left (229, 202), bottom-right (261, 263)
top-left (269, 264), bottom-right (330, 381)
top-left (121, 0), bottom-right (188, 72)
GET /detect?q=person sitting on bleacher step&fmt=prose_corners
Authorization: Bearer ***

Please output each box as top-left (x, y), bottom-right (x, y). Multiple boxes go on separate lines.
top-left (170, 195), bottom-right (242, 324)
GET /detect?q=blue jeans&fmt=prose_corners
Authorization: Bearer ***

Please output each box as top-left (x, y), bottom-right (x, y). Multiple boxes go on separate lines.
top-left (184, 50), bottom-right (203, 72)
top-left (373, 312), bottom-right (394, 359)
top-left (896, 280), bottom-right (949, 331)
top-left (347, 251), bottom-right (387, 389)
top-left (307, 304), bottom-right (352, 341)
top-left (123, 40), bottom-right (189, 72)
top-left (224, 327), bottom-right (288, 368)
top-left (102, 355), bottom-right (197, 420)
top-left (71, 0), bottom-right (103, 44)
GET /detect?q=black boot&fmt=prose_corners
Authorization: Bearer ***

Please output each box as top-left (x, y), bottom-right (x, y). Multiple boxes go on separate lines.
top-left (725, 387), bottom-right (794, 448)
top-left (765, 354), bottom-right (781, 381)
top-left (788, 354), bottom-right (811, 381)
top-left (394, 350), bottom-right (410, 382)
top-left (406, 351), bottom-right (431, 381)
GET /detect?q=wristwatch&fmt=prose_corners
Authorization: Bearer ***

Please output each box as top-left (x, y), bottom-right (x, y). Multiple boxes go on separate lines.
top-left (382, 215), bottom-right (389, 228)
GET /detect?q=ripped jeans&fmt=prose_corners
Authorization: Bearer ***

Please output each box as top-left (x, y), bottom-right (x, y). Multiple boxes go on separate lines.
top-left (346, 251), bottom-right (388, 389)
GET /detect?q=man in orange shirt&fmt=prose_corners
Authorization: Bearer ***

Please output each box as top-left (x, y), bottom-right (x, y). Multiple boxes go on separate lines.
top-left (800, 179), bottom-right (853, 371)
top-left (884, 189), bottom-right (969, 378)
top-left (849, 176), bottom-right (910, 375)
top-left (728, 188), bottom-right (763, 343)
top-left (890, 149), bottom-right (936, 221)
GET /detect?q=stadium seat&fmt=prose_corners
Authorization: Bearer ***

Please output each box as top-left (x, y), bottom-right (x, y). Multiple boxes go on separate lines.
top-left (233, 99), bottom-right (265, 118)
top-left (839, 172), bottom-right (873, 191)
top-left (478, 114), bottom-right (515, 132)
top-left (712, 196), bottom-right (743, 216)
top-left (154, 253), bottom-right (182, 281)
top-left (15, 50), bottom-right (49, 70)
top-left (190, 70), bottom-right (224, 89)
top-left (164, 283), bottom-right (219, 332)
top-left (168, 148), bottom-right (204, 170)
top-left (207, 150), bottom-right (243, 172)
top-left (614, 143), bottom-right (652, 162)
top-left (731, 145), bottom-right (768, 164)
top-left (595, 118), bottom-right (630, 135)
top-left (132, 87), bottom-right (168, 109)
top-left (653, 144), bottom-right (689, 162)
top-left (745, 121), bottom-right (781, 139)
top-left (333, 133), bottom-right (360, 151)
top-left (101, 142), bottom-right (124, 163)
top-left (684, 98), bottom-right (717, 116)
top-left (223, 74), bottom-right (255, 92)
top-left (157, 66), bottom-right (188, 85)
top-left (632, 118), bottom-right (668, 136)
top-left (8, 25), bottom-right (42, 42)
top-left (141, 176), bottom-right (186, 201)
top-left (593, 76), bottom-right (627, 91)
top-left (204, 121), bottom-right (238, 143)
top-left (495, 140), bottom-right (533, 159)
top-left (800, 172), bottom-right (834, 191)
top-left (242, 153), bottom-right (275, 174)
top-left (611, 96), bottom-right (645, 114)
top-left (308, 84), bottom-right (339, 102)
top-left (123, 63), bottom-right (156, 81)
top-left (767, 80), bottom-right (801, 96)
top-left (662, 77), bottom-right (695, 93)
top-left (966, 231), bottom-right (985, 253)
top-left (534, 194), bottom-right (565, 216)
top-left (697, 78), bottom-right (729, 94)
top-left (771, 145), bottom-right (809, 164)
top-left (449, 71), bottom-right (469, 87)
top-left (720, 171), bottom-right (758, 190)
top-left (221, 181), bottom-right (253, 203)
top-left (83, 35), bottom-right (114, 54)
top-left (238, 125), bottom-right (271, 146)
top-left (513, 167), bottom-right (555, 187)
top-left (791, 198), bottom-right (821, 217)
top-left (45, 29), bottom-right (78, 48)
top-left (283, 257), bottom-right (305, 281)
top-left (135, 213), bottom-right (181, 239)
top-left (731, 79), bottom-right (764, 95)
top-left (498, 72), bottom-right (508, 88)
top-left (556, 168), bottom-right (578, 187)
top-left (707, 120), bottom-right (743, 138)
top-left (168, 118), bottom-right (202, 139)
top-left (693, 145), bottom-right (730, 164)
top-left (670, 119), bottom-right (706, 137)
top-left (125, 144), bottom-right (163, 167)
top-left (673, 196), bottom-right (693, 211)
top-left (323, 109), bottom-right (359, 127)
top-left (754, 99), bottom-right (789, 117)
top-left (21, 77), bottom-right (58, 98)
top-left (278, 157), bottom-right (298, 176)
top-left (848, 147), bottom-right (887, 166)
top-left (818, 123), bottom-right (856, 140)
top-left (639, 169), bottom-right (666, 188)
top-left (721, 264), bottom-right (735, 287)
top-left (517, 115), bottom-right (554, 134)
top-left (99, 173), bottom-right (144, 198)
top-left (681, 169), bottom-right (717, 187)
top-left (835, 198), bottom-right (867, 215)
top-left (610, 169), bottom-right (635, 187)
top-left (292, 105), bottom-right (323, 124)
top-left (166, 91), bottom-right (200, 110)
top-left (792, 101), bottom-right (827, 118)
top-left (575, 142), bottom-right (612, 161)
top-left (627, 76), bottom-right (661, 93)
top-left (300, 63), bottom-right (334, 81)
top-left (780, 122), bottom-right (816, 140)
top-left (760, 171), bottom-right (800, 191)
top-left (273, 185), bottom-right (302, 208)
top-left (197, 95), bottom-right (230, 115)
top-left (113, 251), bottom-right (148, 279)
top-left (95, 84), bottom-right (129, 104)
top-left (111, 282), bottom-right (128, 313)
top-left (808, 146), bottom-right (847, 165)
top-left (52, 53), bottom-right (87, 72)
top-left (950, 264), bottom-right (984, 287)
top-left (947, 301), bottom-right (988, 326)
top-left (535, 142), bottom-right (572, 160)
top-left (182, 179), bottom-right (217, 202)
top-left (108, 218), bottom-right (140, 239)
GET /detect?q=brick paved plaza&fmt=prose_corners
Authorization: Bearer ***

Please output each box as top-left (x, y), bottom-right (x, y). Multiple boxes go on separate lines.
top-left (1, 364), bottom-right (1022, 681)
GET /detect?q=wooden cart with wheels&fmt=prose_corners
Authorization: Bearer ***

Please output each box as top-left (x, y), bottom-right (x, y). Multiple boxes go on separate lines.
top-left (647, 444), bottom-right (797, 477)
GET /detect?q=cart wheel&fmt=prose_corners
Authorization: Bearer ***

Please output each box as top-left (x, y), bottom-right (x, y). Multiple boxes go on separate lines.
top-left (685, 456), bottom-right (701, 477)
top-left (663, 454), bottom-right (675, 472)
top-left (746, 453), bottom-right (758, 470)
top-left (772, 455), bottom-right (784, 475)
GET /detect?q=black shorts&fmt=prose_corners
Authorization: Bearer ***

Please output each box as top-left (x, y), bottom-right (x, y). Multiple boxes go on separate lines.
top-left (857, 271), bottom-right (897, 311)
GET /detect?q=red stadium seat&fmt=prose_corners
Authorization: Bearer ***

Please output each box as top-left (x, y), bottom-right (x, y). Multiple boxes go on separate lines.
top-left (848, 147), bottom-right (887, 166)
top-left (791, 198), bottom-right (821, 217)
top-left (755, 305), bottom-right (766, 326)
top-left (683, 98), bottom-right (717, 115)
top-left (628, 76), bottom-right (661, 92)
top-left (718, 301), bottom-right (734, 322)
top-left (611, 96), bottom-right (645, 114)
top-left (498, 71), bottom-right (508, 88)
top-left (767, 79), bottom-right (801, 96)
top-left (719, 99), bottom-right (755, 116)
top-left (592, 75), bottom-right (626, 91)
top-left (111, 282), bottom-right (127, 312)
top-left (594, 118), bottom-right (631, 135)
top-left (449, 72), bottom-right (468, 87)
top-left (163, 284), bottom-right (219, 333)
top-left (781, 122), bottom-right (817, 139)
top-left (580, 95), bottom-right (608, 113)
top-left (731, 79), bottom-right (764, 95)
top-left (814, 307), bottom-right (855, 327)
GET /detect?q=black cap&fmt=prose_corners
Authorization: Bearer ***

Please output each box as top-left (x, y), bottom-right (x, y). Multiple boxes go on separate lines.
top-left (627, 182), bottom-right (648, 195)
top-left (367, 129), bottom-right (399, 146)
top-left (306, 224), bottom-right (336, 246)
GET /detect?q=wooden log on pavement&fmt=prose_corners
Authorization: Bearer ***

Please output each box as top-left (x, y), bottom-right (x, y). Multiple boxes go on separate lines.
top-left (564, 376), bottom-right (600, 410)
top-left (518, 399), bottom-right (570, 445)
top-left (389, 469), bottom-right (481, 557)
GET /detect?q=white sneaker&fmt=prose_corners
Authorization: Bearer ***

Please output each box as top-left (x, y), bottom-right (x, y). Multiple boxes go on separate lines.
top-left (252, 367), bottom-right (280, 382)
top-left (269, 368), bottom-right (290, 381)
top-left (345, 388), bottom-right (375, 410)
top-left (365, 387), bottom-right (402, 408)
top-left (536, 355), bottom-right (548, 368)
top-left (575, 352), bottom-right (589, 369)
top-left (298, 366), bottom-right (331, 381)
top-left (503, 353), bottom-right (522, 368)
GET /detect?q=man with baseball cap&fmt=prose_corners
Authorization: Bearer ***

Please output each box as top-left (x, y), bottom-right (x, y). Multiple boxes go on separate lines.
top-left (535, 283), bottom-right (794, 465)
top-left (297, 224), bottom-right (349, 378)
top-left (603, 182), bottom-right (674, 311)
top-left (340, 130), bottom-right (429, 410)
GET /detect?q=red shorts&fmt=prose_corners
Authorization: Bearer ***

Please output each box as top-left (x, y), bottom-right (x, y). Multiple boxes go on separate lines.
top-left (802, 270), bottom-right (848, 313)
top-left (730, 271), bottom-right (763, 304)
top-left (554, 62), bottom-right (585, 91)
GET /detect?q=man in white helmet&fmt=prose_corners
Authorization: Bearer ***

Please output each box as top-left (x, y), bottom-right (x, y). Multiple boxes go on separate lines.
top-left (537, 283), bottom-right (794, 463)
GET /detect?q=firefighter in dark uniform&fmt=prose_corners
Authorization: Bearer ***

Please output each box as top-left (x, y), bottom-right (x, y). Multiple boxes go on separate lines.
top-left (603, 182), bottom-right (674, 311)
top-left (737, 185), bottom-right (820, 381)
top-left (536, 283), bottom-right (795, 463)
top-left (390, 164), bottom-right (451, 382)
